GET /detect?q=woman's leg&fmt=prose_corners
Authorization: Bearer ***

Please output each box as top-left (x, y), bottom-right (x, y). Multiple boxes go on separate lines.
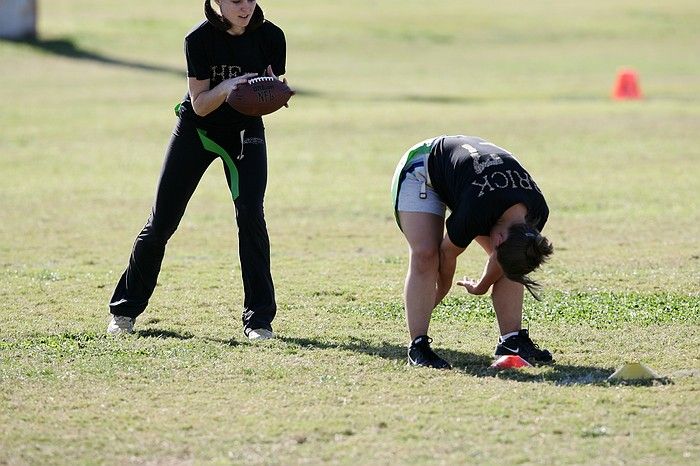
top-left (491, 277), bottom-right (524, 335)
top-left (227, 127), bottom-right (276, 334)
top-left (109, 119), bottom-right (215, 318)
top-left (491, 276), bottom-right (553, 363)
top-left (399, 211), bottom-right (444, 339)
top-left (472, 236), bottom-right (524, 335)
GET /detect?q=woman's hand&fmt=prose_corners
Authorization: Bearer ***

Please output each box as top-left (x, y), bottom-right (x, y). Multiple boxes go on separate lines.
top-left (265, 65), bottom-right (278, 79)
top-left (456, 251), bottom-right (503, 296)
top-left (457, 277), bottom-right (488, 295)
top-left (266, 65), bottom-right (295, 104)
top-left (189, 73), bottom-right (258, 117)
top-left (220, 72), bottom-right (259, 97)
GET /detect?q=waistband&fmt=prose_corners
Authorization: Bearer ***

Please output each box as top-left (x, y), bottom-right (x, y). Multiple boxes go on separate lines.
top-left (405, 153), bottom-right (433, 187)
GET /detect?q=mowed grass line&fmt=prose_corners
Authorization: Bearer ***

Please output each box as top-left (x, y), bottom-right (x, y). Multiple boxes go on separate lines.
top-left (1, 0), bottom-right (699, 464)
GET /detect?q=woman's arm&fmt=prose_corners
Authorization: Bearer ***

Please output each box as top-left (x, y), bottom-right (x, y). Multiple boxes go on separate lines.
top-left (435, 234), bottom-right (466, 306)
top-left (188, 73), bottom-right (258, 117)
top-left (457, 252), bottom-right (504, 295)
top-left (456, 236), bottom-right (504, 295)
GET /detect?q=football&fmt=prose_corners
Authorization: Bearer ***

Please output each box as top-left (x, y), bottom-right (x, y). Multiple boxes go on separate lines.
top-left (226, 77), bottom-right (294, 116)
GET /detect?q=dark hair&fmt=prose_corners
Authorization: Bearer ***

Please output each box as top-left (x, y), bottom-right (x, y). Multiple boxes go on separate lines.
top-left (496, 223), bottom-right (554, 300)
top-left (204, 1), bottom-right (265, 33)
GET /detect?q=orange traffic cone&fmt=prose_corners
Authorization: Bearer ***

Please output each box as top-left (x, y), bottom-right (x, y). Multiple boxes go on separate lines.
top-left (490, 355), bottom-right (532, 370)
top-left (612, 68), bottom-right (642, 100)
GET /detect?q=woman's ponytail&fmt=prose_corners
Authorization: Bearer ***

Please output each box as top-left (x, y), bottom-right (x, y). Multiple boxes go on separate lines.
top-left (496, 223), bottom-right (554, 301)
top-left (204, 1), bottom-right (231, 32)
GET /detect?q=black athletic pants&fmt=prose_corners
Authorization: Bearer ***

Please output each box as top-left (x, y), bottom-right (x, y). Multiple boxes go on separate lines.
top-left (109, 116), bottom-right (276, 333)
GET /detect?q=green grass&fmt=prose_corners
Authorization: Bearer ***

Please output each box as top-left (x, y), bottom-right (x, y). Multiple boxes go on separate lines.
top-left (1, 0), bottom-right (699, 464)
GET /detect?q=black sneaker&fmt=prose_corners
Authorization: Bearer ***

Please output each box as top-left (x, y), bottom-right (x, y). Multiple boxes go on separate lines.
top-left (495, 329), bottom-right (554, 365)
top-left (407, 335), bottom-right (452, 369)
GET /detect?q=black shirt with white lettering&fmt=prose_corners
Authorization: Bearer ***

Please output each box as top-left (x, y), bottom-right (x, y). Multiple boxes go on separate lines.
top-left (178, 20), bottom-right (286, 129)
top-left (427, 135), bottom-right (549, 248)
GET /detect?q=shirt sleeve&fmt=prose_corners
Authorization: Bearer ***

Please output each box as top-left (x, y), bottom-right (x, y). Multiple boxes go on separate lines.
top-left (266, 26), bottom-right (286, 76)
top-left (445, 211), bottom-right (471, 248)
top-left (185, 33), bottom-right (211, 80)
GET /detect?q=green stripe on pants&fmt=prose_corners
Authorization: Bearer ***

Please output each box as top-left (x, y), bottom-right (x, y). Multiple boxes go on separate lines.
top-left (196, 128), bottom-right (240, 200)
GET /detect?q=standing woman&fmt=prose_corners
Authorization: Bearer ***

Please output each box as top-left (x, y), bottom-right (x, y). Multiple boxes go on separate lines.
top-left (391, 135), bottom-right (554, 368)
top-left (107, 0), bottom-right (288, 340)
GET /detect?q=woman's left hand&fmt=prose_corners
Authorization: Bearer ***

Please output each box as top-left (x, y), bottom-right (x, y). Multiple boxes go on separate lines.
top-left (266, 65), bottom-right (295, 104)
top-left (265, 65), bottom-right (278, 79)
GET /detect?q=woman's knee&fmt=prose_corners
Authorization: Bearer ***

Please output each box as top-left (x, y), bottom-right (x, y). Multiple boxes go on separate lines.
top-left (234, 202), bottom-right (266, 229)
top-left (235, 200), bottom-right (264, 216)
top-left (410, 246), bottom-right (439, 273)
top-left (139, 214), bottom-right (179, 244)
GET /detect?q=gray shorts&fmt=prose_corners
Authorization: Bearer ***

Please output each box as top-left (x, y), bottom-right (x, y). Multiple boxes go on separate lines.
top-left (396, 155), bottom-right (446, 218)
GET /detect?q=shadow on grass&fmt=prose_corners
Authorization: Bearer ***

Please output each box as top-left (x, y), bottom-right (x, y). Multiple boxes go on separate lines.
top-left (281, 335), bottom-right (423, 363)
top-left (25, 332), bottom-right (660, 385)
top-left (203, 337), bottom-right (240, 347)
top-left (136, 327), bottom-right (241, 347)
top-left (281, 336), bottom-right (614, 385)
top-left (6, 37), bottom-right (182, 77)
top-left (9, 38), bottom-right (481, 105)
top-left (135, 328), bottom-right (194, 340)
top-left (483, 363), bottom-right (614, 386)
top-left (294, 87), bottom-right (485, 105)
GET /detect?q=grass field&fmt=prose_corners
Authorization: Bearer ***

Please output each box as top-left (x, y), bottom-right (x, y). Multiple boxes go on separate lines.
top-left (1, 0), bottom-right (699, 464)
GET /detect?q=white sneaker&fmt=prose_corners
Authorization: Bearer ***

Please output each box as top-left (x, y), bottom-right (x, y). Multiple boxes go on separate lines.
top-left (247, 328), bottom-right (274, 341)
top-left (107, 315), bottom-right (135, 335)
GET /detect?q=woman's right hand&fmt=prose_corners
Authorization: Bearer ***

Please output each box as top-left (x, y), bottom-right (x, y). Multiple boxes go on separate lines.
top-left (189, 72), bottom-right (259, 117)
top-left (220, 72), bottom-right (258, 97)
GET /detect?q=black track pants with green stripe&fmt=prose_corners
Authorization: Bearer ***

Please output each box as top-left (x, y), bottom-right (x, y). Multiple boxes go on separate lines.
top-left (109, 116), bottom-right (276, 332)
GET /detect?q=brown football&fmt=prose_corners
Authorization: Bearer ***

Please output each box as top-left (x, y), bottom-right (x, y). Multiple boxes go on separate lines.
top-left (226, 77), bottom-right (294, 116)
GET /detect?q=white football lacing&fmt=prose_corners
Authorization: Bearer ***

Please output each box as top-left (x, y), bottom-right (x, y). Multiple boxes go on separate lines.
top-left (248, 77), bottom-right (275, 84)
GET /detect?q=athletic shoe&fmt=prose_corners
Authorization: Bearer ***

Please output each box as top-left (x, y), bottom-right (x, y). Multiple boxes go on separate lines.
top-left (495, 329), bottom-right (554, 365)
top-left (107, 315), bottom-right (135, 335)
top-left (407, 335), bottom-right (452, 369)
top-left (247, 328), bottom-right (274, 341)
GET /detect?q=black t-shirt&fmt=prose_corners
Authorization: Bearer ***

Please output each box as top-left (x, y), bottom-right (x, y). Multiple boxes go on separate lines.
top-left (178, 20), bottom-right (286, 129)
top-left (427, 135), bottom-right (549, 248)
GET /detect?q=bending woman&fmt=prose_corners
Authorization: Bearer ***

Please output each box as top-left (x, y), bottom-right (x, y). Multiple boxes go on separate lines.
top-left (391, 135), bottom-right (554, 368)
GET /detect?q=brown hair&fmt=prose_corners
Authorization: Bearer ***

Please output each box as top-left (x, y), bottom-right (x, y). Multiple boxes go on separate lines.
top-left (496, 223), bottom-right (554, 300)
top-left (204, 1), bottom-right (265, 33)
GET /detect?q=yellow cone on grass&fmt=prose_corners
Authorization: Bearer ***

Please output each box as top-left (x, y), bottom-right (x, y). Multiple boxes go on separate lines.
top-left (608, 362), bottom-right (660, 381)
